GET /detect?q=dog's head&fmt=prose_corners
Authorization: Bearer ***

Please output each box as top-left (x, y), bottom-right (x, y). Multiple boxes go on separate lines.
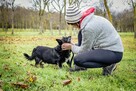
top-left (56, 36), bottom-right (71, 45)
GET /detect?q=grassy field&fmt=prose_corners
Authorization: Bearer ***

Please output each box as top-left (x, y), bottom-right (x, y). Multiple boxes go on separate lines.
top-left (0, 31), bottom-right (136, 91)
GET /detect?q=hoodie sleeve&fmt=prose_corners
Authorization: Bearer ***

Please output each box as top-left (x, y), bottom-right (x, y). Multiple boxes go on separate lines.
top-left (71, 28), bottom-right (95, 54)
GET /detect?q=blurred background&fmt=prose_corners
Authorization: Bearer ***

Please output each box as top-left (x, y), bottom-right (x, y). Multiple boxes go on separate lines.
top-left (0, 0), bottom-right (135, 37)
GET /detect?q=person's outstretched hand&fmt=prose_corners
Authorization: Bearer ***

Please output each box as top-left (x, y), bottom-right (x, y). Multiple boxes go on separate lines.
top-left (61, 43), bottom-right (72, 50)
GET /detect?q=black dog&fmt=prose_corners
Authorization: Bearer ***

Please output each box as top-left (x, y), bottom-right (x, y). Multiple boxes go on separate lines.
top-left (23, 36), bottom-right (73, 68)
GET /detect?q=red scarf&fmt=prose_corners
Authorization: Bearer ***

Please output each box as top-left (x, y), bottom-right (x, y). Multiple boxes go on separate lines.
top-left (79, 7), bottom-right (95, 27)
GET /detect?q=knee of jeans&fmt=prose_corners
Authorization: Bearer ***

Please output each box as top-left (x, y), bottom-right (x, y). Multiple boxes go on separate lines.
top-left (74, 55), bottom-right (82, 65)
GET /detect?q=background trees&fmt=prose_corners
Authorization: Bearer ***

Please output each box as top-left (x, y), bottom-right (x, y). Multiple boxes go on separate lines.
top-left (129, 0), bottom-right (136, 38)
top-left (32, 0), bottom-right (50, 34)
top-left (51, 0), bottom-right (65, 35)
top-left (8, 0), bottom-right (15, 34)
top-left (0, 0), bottom-right (9, 32)
top-left (0, 0), bottom-right (135, 37)
top-left (103, 0), bottom-right (113, 23)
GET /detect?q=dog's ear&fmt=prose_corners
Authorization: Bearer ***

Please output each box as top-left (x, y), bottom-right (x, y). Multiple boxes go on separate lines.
top-left (56, 39), bottom-right (63, 45)
top-left (68, 36), bottom-right (71, 42)
top-left (68, 36), bottom-right (71, 38)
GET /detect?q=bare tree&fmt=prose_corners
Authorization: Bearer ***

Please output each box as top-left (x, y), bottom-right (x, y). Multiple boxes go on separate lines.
top-left (88, 0), bottom-right (111, 23)
top-left (47, 3), bottom-right (53, 35)
top-left (32, 0), bottom-right (49, 34)
top-left (103, 0), bottom-right (113, 23)
top-left (0, 0), bottom-right (5, 30)
top-left (8, 0), bottom-right (15, 35)
top-left (127, 0), bottom-right (136, 38)
top-left (51, 0), bottom-right (65, 35)
top-left (0, 0), bottom-right (9, 32)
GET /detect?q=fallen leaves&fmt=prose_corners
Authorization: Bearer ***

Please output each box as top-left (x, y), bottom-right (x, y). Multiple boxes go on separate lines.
top-left (77, 77), bottom-right (80, 82)
top-left (27, 75), bottom-right (37, 83)
top-left (0, 68), bottom-right (38, 89)
top-left (26, 71), bottom-right (37, 83)
top-left (2, 64), bottom-right (11, 71)
top-left (0, 80), bottom-right (29, 89)
top-left (62, 77), bottom-right (82, 86)
top-left (0, 36), bottom-right (57, 45)
top-left (11, 82), bottom-right (29, 89)
top-left (62, 79), bottom-right (72, 86)
top-left (0, 80), bottom-right (3, 91)
top-left (0, 80), bottom-right (3, 86)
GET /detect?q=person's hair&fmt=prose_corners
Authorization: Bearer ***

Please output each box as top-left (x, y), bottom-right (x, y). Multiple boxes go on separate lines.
top-left (67, 21), bottom-right (80, 25)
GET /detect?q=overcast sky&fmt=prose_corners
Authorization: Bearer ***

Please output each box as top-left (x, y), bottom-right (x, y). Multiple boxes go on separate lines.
top-left (14, 0), bottom-right (130, 12)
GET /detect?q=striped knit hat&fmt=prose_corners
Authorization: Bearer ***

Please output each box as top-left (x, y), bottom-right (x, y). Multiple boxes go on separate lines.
top-left (65, 4), bottom-right (82, 23)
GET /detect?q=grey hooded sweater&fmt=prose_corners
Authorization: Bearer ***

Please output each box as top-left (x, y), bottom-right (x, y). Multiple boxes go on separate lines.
top-left (71, 13), bottom-right (124, 54)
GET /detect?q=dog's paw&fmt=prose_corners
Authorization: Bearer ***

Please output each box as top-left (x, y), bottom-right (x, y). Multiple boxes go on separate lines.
top-left (40, 64), bottom-right (44, 68)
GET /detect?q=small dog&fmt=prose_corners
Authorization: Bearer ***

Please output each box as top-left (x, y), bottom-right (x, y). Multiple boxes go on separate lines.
top-left (23, 36), bottom-right (73, 68)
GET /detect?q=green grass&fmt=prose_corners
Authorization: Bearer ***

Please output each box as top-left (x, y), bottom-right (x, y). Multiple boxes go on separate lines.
top-left (0, 31), bottom-right (136, 91)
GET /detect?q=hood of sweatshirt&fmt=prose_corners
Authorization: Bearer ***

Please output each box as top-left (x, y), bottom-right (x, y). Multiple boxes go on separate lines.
top-left (80, 7), bottom-right (95, 29)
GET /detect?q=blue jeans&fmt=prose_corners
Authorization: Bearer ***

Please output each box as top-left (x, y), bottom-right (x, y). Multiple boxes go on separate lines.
top-left (74, 30), bottom-right (123, 68)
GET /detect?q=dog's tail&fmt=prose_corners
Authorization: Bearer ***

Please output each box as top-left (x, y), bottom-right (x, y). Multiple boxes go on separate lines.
top-left (23, 48), bottom-right (36, 60)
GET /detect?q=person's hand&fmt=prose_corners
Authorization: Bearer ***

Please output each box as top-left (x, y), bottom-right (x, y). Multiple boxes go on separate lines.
top-left (61, 43), bottom-right (72, 50)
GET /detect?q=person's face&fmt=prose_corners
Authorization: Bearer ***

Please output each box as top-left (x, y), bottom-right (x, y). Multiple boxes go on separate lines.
top-left (68, 23), bottom-right (80, 29)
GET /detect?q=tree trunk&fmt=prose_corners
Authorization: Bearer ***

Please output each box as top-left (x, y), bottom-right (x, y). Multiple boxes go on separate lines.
top-left (11, 10), bottom-right (14, 35)
top-left (2, 21), bottom-right (4, 31)
top-left (59, 12), bottom-right (62, 35)
top-left (103, 0), bottom-right (112, 23)
top-left (49, 20), bottom-right (53, 35)
top-left (47, 13), bottom-right (53, 35)
top-left (64, 0), bottom-right (67, 36)
top-left (39, 15), bottom-right (44, 34)
top-left (134, 6), bottom-right (136, 38)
